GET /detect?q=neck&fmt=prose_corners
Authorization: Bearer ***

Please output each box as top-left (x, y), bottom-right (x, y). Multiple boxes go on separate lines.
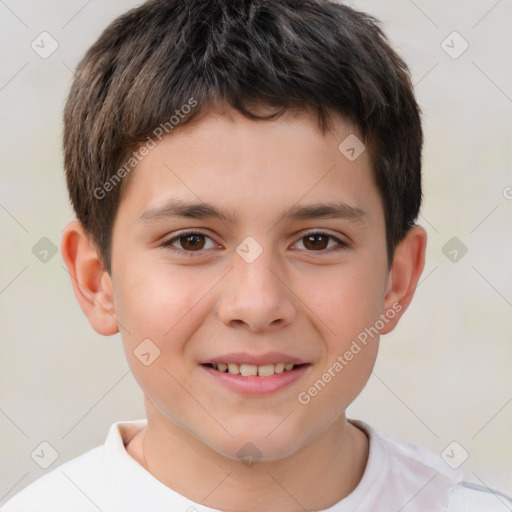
top-left (127, 396), bottom-right (368, 512)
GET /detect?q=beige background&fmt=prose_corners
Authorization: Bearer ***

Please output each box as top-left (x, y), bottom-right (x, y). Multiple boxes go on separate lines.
top-left (1, 0), bottom-right (511, 504)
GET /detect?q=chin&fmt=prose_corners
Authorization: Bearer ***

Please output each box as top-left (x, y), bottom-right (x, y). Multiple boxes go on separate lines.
top-left (201, 420), bottom-right (310, 464)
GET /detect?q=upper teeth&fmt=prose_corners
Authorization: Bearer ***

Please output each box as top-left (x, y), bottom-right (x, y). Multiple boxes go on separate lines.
top-left (213, 362), bottom-right (295, 376)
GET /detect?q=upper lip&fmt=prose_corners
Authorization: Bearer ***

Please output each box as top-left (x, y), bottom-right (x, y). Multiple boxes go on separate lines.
top-left (202, 351), bottom-right (309, 366)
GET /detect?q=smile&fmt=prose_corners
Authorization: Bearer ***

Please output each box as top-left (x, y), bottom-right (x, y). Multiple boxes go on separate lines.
top-left (201, 360), bottom-right (311, 395)
top-left (203, 362), bottom-right (299, 377)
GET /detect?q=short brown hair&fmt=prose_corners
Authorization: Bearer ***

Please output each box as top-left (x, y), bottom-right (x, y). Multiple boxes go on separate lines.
top-left (63, 0), bottom-right (422, 273)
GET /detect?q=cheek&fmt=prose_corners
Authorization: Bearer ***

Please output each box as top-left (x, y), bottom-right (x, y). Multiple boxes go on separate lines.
top-left (294, 268), bottom-right (383, 421)
top-left (297, 261), bottom-right (386, 341)
top-left (292, 261), bottom-right (384, 405)
top-left (113, 263), bottom-right (213, 409)
top-left (115, 262), bottom-right (214, 339)
top-left (113, 262), bottom-right (220, 393)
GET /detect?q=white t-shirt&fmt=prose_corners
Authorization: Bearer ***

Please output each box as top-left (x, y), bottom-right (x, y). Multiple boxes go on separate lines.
top-left (2, 419), bottom-right (510, 511)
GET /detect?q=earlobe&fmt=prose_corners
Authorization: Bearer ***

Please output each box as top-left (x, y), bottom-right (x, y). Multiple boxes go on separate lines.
top-left (380, 225), bottom-right (427, 334)
top-left (61, 221), bottom-right (119, 336)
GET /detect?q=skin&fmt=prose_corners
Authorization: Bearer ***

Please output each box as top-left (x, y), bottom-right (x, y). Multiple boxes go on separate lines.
top-left (61, 104), bottom-right (426, 512)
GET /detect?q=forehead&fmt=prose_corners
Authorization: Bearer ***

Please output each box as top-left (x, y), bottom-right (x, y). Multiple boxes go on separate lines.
top-left (117, 107), bottom-right (383, 227)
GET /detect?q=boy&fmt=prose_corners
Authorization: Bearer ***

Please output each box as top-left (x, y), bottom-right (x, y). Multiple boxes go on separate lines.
top-left (2, 0), bottom-right (510, 510)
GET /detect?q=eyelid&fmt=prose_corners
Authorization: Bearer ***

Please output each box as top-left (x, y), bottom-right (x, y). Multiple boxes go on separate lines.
top-left (298, 228), bottom-right (347, 241)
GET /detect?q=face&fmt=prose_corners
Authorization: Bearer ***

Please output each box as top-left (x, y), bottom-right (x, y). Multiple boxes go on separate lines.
top-left (109, 106), bottom-right (392, 461)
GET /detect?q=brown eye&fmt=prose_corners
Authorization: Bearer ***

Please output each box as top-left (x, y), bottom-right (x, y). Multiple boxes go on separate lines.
top-left (162, 231), bottom-right (217, 254)
top-left (294, 231), bottom-right (347, 252)
top-left (303, 233), bottom-right (330, 250)
top-left (179, 233), bottom-right (206, 251)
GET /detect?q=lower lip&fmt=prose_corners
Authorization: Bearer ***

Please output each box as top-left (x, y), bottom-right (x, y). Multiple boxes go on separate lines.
top-left (202, 365), bottom-right (310, 395)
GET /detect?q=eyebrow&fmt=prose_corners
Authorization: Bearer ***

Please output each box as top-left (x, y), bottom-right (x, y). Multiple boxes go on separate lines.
top-left (138, 197), bottom-right (367, 224)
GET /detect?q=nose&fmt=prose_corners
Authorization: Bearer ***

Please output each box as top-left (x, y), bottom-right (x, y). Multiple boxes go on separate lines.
top-left (217, 251), bottom-right (297, 333)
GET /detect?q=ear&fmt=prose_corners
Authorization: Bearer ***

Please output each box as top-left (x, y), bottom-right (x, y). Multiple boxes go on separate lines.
top-left (380, 225), bottom-right (427, 335)
top-left (61, 221), bottom-right (119, 336)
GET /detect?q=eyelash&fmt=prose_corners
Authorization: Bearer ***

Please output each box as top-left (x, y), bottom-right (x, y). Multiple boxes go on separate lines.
top-left (161, 229), bottom-right (348, 257)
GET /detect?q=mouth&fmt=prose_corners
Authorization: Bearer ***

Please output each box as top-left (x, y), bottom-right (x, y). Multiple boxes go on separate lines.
top-left (200, 354), bottom-right (311, 395)
top-left (202, 362), bottom-right (304, 377)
